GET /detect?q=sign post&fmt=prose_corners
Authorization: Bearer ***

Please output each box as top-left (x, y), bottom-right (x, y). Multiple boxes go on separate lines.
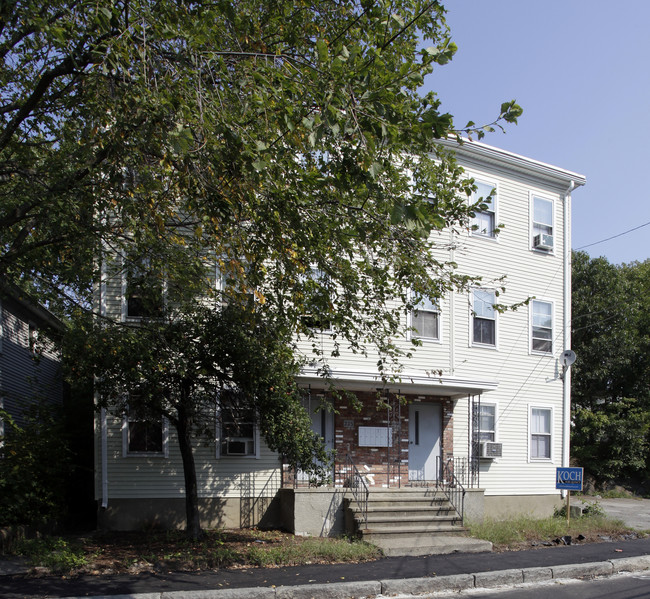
top-left (556, 467), bottom-right (583, 525)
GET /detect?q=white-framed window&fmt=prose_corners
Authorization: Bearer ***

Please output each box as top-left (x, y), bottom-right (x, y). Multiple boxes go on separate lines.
top-left (469, 180), bottom-right (497, 238)
top-left (411, 295), bottom-right (440, 341)
top-left (531, 300), bottom-right (553, 354)
top-left (530, 406), bottom-right (552, 461)
top-left (477, 402), bottom-right (497, 442)
top-left (531, 195), bottom-right (554, 251)
top-left (122, 406), bottom-right (169, 457)
top-left (471, 289), bottom-right (496, 347)
top-left (123, 255), bottom-right (165, 320)
top-left (301, 268), bottom-right (333, 333)
top-left (216, 390), bottom-right (260, 459)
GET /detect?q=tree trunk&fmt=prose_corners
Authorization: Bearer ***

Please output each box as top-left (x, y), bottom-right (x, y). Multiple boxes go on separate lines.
top-left (176, 400), bottom-right (202, 540)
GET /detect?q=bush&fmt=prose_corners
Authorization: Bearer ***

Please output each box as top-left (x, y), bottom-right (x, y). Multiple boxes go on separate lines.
top-left (15, 537), bottom-right (87, 573)
top-left (0, 402), bottom-right (72, 527)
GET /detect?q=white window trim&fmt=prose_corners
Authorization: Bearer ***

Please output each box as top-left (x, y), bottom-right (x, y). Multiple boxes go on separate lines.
top-left (407, 291), bottom-right (442, 344)
top-left (215, 402), bottom-right (261, 460)
top-left (528, 404), bottom-right (554, 462)
top-left (530, 193), bottom-right (556, 254)
top-left (530, 299), bottom-right (554, 355)
top-left (469, 179), bottom-right (498, 240)
top-left (477, 401), bottom-right (498, 443)
top-left (121, 412), bottom-right (169, 458)
top-left (469, 289), bottom-right (498, 350)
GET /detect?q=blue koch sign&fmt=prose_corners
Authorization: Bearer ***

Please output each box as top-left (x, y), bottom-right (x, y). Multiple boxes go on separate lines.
top-left (556, 467), bottom-right (583, 491)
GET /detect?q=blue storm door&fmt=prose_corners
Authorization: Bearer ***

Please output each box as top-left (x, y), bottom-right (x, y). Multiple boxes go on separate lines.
top-left (408, 403), bottom-right (442, 481)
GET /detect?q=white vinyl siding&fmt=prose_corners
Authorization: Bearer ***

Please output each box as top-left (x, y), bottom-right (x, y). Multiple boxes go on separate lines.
top-left (98, 412), bottom-right (279, 500)
top-left (96, 143), bottom-right (577, 502)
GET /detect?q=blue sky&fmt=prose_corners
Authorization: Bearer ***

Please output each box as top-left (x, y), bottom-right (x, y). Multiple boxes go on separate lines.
top-left (422, 1), bottom-right (650, 265)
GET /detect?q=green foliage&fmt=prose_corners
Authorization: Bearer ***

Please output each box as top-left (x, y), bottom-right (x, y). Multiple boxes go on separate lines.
top-left (553, 501), bottom-right (605, 519)
top-left (571, 252), bottom-right (650, 482)
top-left (14, 537), bottom-right (87, 573)
top-left (0, 402), bottom-right (72, 527)
top-left (572, 399), bottom-right (650, 481)
top-left (6, 0), bottom-right (521, 538)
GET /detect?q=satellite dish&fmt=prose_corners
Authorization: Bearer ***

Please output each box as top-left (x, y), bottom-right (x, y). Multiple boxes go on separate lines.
top-left (561, 350), bottom-right (576, 367)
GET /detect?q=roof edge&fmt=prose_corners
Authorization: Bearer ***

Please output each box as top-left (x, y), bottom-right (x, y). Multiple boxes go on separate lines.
top-left (437, 138), bottom-right (587, 188)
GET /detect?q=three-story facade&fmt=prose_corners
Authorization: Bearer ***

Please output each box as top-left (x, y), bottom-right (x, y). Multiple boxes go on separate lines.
top-left (94, 140), bottom-right (585, 533)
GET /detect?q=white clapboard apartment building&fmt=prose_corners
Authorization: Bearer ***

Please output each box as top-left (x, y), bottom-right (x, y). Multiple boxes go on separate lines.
top-left (94, 140), bottom-right (585, 537)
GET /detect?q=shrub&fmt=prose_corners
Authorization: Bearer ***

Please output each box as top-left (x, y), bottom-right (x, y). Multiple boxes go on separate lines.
top-left (0, 402), bottom-right (72, 527)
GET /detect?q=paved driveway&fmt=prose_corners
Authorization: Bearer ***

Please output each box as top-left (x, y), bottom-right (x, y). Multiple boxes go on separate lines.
top-left (583, 497), bottom-right (650, 531)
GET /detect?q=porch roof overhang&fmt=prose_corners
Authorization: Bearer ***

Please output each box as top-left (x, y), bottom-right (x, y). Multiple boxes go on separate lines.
top-left (296, 368), bottom-right (498, 399)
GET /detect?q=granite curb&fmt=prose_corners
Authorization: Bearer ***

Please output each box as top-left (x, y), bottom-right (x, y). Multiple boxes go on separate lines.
top-left (52, 555), bottom-right (650, 599)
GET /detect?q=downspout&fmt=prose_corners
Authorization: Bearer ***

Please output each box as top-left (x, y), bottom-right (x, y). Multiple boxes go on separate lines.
top-left (101, 408), bottom-right (108, 508)
top-left (562, 181), bottom-right (576, 473)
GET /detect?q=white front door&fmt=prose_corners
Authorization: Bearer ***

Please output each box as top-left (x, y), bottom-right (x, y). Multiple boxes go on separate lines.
top-left (408, 403), bottom-right (441, 481)
top-left (297, 396), bottom-right (334, 482)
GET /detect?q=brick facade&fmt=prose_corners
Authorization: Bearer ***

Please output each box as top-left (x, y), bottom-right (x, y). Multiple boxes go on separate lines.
top-left (323, 390), bottom-right (453, 487)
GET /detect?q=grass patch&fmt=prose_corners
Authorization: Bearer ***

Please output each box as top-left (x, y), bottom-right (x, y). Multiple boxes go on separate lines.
top-left (467, 509), bottom-right (632, 551)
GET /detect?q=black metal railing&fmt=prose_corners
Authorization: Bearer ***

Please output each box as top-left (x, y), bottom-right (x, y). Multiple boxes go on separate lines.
top-left (343, 454), bottom-right (369, 529)
top-left (436, 456), bottom-right (468, 524)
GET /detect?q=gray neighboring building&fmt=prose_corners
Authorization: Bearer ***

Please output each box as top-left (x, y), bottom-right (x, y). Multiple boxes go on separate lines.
top-left (0, 280), bottom-right (64, 431)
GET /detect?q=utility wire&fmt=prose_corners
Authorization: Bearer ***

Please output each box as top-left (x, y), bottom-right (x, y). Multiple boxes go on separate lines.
top-left (575, 220), bottom-right (650, 250)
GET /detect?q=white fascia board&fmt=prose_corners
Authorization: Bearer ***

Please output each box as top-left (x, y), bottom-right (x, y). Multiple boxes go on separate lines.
top-left (297, 367), bottom-right (498, 398)
top-left (436, 138), bottom-right (587, 189)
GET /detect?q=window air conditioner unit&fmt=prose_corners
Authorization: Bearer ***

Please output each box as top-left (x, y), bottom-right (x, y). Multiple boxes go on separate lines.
top-left (225, 438), bottom-right (250, 455)
top-left (533, 234), bottom-right (554, 251)
top-left (479, 442), bottom-right (503, 459)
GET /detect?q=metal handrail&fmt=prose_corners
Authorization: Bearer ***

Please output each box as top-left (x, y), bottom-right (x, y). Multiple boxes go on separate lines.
top-left (345, 454), bottom-right (369, 529)
top-left (436, 457), bottom-right (466, 524)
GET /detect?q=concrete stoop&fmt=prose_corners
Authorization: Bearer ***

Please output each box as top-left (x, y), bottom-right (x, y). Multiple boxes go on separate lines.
top-left (349, 488), bottom-right (490, 557)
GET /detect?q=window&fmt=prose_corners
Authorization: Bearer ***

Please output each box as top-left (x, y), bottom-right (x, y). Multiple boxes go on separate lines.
top-left (472, 289), bottom-right (496, 347)
top-left (125, 256), bottom-right (164, 319)
top-left (530, 407), bottom-right (552, 460)
top-left (411, 295), bottom-right (440, 340)
top-left (123, 406), bottom-right (168, 456)
top-left (477, 403), bottom-right (496, 442)
top-left (217, 390), bottom-right (258, 457)
top-left (531, 300), bottom-right (553, 353)
top-left (301, 268), bottom-right (332, 332)
top-left (532, 196), bottom-right (554, 250)
top-left (470, 180), bottom-right (496, 238)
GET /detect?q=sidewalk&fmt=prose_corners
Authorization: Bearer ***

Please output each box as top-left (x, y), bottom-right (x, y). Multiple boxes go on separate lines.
top-left (2, 536), bottom-right (650, 599)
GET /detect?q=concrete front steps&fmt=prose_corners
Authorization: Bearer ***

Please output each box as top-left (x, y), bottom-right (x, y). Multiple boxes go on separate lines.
top-left (349, 488), bottom-right (492, 557)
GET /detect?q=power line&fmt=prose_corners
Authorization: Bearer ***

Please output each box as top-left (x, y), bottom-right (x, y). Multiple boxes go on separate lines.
top-left (575, 220), bottom-right (650, 250)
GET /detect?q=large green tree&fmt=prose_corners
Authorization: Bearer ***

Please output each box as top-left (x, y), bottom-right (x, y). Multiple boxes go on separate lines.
top-left (571, 251), bottom-right (650, 483)
top-left (3, 0), bottom-right (521, 536)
